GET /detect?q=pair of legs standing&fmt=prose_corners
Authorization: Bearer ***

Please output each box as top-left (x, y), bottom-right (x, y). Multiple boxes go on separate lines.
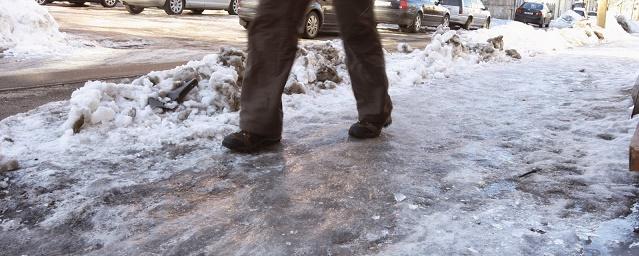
top-left (223, 0), bottom-right (393, 152)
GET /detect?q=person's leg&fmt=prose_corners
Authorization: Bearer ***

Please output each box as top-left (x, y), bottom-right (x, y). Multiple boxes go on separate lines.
top-left (334, 0), bottom-right (392, 131)
top-left (239, 0), bottom-right (311, 137)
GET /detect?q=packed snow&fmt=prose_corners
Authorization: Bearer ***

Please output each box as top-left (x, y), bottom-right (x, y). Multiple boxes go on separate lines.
top-left (0, 0), bottom-right (74, 57)
top-left (1, 19), bottom-right (639, 255)
top-left (549, 10), bottom-right (587, 29)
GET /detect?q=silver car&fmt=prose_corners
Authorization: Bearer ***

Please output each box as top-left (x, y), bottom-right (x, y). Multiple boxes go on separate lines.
top-left (122, 0), bottom-right (238, 15)
top-left (441, 0), bottom-right (491, 29)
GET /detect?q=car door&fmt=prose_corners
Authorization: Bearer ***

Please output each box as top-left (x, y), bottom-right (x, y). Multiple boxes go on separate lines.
top-left (206, 0), bottom-right (228, 9)
top-left (187, 0), bottom-right (207, 9)
top-left (471, 0), bottom-right (486, 26)
top-left (421, 0), bottom-right (442, 26)
top-left (320, 0), bottom-right (338, 29)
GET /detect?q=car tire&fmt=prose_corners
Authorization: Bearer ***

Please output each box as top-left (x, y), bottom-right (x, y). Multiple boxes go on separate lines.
top-left (191, 9), bottom-right (204, 15)
top-left (100, 0), bottom-right (117, 8)
top-left (36, 0), bottom-right (51, 5)
top-left (442, 14), bottom-right (450, 28)
top-left (164, 0), bottom-right (184, 15)
top-left (483, 17), bottom-right (490, 29)
top-left (463, 16), bottom-right (473, 30)
top-left (407, 13), bottom-right (422, 33)
top-left (125, 4), bottom-right (144, 14)
top-left (227, 0), bottom-right (238, 15)
top-left (302, 11), bottom-right (320, 39)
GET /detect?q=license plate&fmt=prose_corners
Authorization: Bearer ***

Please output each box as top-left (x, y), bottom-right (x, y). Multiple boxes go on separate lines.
top-left (524, 12), bottom-right (533, 15)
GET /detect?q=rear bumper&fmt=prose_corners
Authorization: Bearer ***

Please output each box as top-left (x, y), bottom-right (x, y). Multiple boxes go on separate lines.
top-left (122, 0), bottom-right (165, 7)
top-left (515, 14), bottom-right (542, 24)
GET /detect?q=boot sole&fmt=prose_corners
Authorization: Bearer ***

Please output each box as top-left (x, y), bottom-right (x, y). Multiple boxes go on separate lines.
top-left (223, 138), bottom-right (281, 153)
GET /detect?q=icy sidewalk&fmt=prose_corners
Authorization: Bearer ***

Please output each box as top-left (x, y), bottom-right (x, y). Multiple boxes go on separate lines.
top-left (1, 35), bottom-right (639, 255)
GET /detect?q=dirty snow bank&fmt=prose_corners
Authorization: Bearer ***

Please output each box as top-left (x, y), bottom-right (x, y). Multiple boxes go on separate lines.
top-left (0, 0), bottom-right (73, 57)
top-left (58, 43), bottom-right (346, 142)
top-left (617, 15), bottom-right (639, 34)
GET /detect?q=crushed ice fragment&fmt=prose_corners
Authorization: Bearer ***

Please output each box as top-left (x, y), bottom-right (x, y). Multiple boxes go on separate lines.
top-left (394, 193), bottom-right (406, 202)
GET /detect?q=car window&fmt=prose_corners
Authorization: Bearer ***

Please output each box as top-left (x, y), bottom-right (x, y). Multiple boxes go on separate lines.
top-left (463, 0), bottom-right (471, 7)
top-left (441, 0), bottom-right (459, 6)
top-left (522, 2), bottom-right (543, 10)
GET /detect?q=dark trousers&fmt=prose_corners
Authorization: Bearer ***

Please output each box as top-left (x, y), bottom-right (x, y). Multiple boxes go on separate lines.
top-left (240, 0), bottom-right (393, 137)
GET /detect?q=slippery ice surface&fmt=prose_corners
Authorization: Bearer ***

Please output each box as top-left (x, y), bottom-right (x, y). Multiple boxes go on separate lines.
top-left (1, 22), bottom-right (639, 254)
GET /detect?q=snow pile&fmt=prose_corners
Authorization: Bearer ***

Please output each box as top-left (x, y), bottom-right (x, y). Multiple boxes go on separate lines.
top-left (386, 30), bottom-right (521, 85)
top-left (550, 10), bottom-right (586, 29)
top-left (61, 44), bottom-right (346, 139)
top-left (616, 15), bottom-right (639, 34)
top-left (0, 0), bottom-right (71, 57)
top-left (285, 41), bottom-right (346, 94)
top-left (467, 21), bottom-right (603, 55)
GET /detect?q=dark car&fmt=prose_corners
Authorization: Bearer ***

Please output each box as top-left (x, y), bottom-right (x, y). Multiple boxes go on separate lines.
top-left (376, 0), bottom-right (450, 33)
top-left (514, 2), bottom-right (554, 28)
top-left (35, 0), bottom-right (119, 8)
top-left (238, 0), bottom-right (450, 38)
top-left (238, 0), bottom-right (330, 39)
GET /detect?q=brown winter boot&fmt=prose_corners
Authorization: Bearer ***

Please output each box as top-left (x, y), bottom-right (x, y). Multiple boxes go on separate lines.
top-left (348, 118), bottom-right (392, 139)
top-left (222, 131), bottom-right (281, 153)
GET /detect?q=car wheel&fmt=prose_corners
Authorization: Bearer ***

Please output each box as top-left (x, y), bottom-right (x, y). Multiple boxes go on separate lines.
top-left (407, 13), bottom-right (422, 33)
top-left (35, 0), bottom-right (51, 5)
top-left (442, 14), bottom-right (450, 28)
top-left (538, 21), bottom-right (544, 28)
top-left (483, 17), bottom-right (490, 29)
top-left (100, 0), bottom-right (117, 8)
top-left (125, 4), bottom-right (144, 14)
top-left (302, 11), bottom-right (320, 39)
top-left (463, 16), bottom-right (473, 30)
top-left (191, 9), bottom-right (204, 15)
top-left (227, 0), bottom-right (238, 15)
top-left (164, 0), bottom-right (184, 15)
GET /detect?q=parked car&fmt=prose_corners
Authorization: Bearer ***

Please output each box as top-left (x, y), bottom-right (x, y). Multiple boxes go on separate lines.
top-left (572, 7), bottom-right (587, 17)
top-left (35, 0), bottom-right (119, 8)
top-left (238, 0), bottom-right (451, 39)
top-left (514, 2), bottom-right (554, 28)
top-left (238, 0), bottom-right (330, 39)
top-left (441, 0), bottom-right (491, 29)
top-left (122, 0), bottom-right (238, 15)
top-left (375, 0), bottom-right (450, 33)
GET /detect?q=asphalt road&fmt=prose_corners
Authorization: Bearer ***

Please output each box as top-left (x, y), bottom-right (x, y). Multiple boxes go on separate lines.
top-left (0, 2), bottom-right (433, 120)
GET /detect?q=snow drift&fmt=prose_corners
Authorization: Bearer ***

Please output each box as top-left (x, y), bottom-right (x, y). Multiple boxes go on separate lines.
top-left (616, 15), bottom-right (639, 34)
top-left (0, 0), bottom-right (70, 57)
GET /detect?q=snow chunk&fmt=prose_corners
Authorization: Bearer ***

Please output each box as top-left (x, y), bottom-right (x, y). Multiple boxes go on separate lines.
top-left (0, 0), bottom-right (72, 57)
